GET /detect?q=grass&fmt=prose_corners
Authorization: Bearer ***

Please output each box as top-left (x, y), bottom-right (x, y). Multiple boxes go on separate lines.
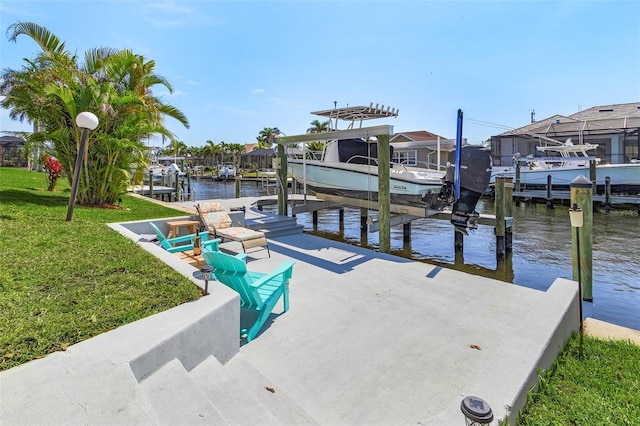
top-left (0, 167), bottom-right (202, 371)
top-left (516, 333), bottom-right (640, 425)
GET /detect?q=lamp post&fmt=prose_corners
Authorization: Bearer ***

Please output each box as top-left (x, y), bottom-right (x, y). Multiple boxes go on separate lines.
top-left (66, 112), bottom-right (99, 222)
top-left (569, 203), bottom-right (584, 354)
top-left (200, 265), bottom-right (213, 295)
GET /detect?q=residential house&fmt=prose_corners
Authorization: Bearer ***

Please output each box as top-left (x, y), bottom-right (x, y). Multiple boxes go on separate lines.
top-left (490, 102), bottom-right (640, 166)
top-left (390, 130), bottom-right (464, 171)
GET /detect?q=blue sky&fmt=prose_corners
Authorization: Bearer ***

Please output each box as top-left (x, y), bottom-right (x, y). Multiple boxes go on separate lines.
top-left (1, 0), bottom-right (639, 148)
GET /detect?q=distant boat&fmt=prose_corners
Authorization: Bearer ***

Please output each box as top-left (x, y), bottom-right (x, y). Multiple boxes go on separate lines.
top-left (491, 139), bottom-right (640, 193)
top-left (218, 164), bottom-right (236, 179)
top-left (287, 104), bottom-right (492, 230)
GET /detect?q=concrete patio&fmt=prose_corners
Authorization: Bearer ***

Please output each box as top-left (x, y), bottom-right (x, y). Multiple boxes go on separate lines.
top-left (0, 198), bottom-right (579, 425)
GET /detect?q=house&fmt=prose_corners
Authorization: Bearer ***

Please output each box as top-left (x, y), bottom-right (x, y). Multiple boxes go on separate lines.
top-left (0, 136), bottom-right (26, 167)
top-left (490, 102), bottom-right (640, 166)
top-left (390, 130), bottom-right (464, 171)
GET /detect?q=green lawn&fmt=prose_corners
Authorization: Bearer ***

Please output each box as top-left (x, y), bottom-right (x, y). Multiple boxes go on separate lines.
top-left (517, 334), bottom-right (640, 425)
top-left (0, 167), bottom-right (202, 370)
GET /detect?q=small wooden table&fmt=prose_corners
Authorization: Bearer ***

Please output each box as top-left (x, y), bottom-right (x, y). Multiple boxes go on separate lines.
top-left (175, 250), bottom-right (205, 268)
top-left (166, 220), bottom-right (199, 238)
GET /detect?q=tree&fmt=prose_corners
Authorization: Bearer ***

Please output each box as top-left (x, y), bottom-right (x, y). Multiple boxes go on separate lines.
top-left (305, 119), bottom-right (328, 155)
top-left (256, 127), bottom-right (275, 149)
top-left (307, 119), bottom-right (329, 134)
top-left (1, 22), bottom-right (189, 205)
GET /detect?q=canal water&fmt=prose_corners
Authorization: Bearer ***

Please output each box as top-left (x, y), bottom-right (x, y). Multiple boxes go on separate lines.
top-left (189, 179), bottom-right (640, 331)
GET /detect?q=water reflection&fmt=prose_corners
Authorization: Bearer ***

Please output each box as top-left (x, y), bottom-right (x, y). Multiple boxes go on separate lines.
top-left (189, 179), bottom-right (640, 331)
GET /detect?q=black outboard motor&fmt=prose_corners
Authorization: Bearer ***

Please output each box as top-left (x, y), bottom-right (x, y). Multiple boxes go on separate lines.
top-left (423, 146), bottom-right (492, 232)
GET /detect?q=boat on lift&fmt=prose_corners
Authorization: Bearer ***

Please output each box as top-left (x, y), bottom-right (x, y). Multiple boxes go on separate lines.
top-left (286, 103), bottom-right (492, 229)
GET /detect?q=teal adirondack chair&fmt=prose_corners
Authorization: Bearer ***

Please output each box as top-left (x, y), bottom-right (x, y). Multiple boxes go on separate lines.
top-left (150, 222), bottom-right (219, 253)
top-left (202, 248), bottom-right (294, 342)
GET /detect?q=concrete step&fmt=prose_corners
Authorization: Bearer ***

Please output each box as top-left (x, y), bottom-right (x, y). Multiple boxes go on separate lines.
top-left (189, 356), bottom-right (282, 425)
top-left (138, 359), bottom-right (227, 425)
top-left (247, 216), bottom-right (304, 238)
top-left (212, 353), bottom-right (318, 425)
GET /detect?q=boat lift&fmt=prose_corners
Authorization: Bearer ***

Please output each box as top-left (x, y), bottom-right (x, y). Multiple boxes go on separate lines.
top-left (273, 109), bottom-right (397, 252)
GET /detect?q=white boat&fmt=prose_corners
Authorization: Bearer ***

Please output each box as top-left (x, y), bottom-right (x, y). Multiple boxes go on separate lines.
top-left (286, 104), bottom-right (492, 229)
top-left (218, 164), bottom-right (236, 179)
top-left (491, 139), bottom-right (640, 192)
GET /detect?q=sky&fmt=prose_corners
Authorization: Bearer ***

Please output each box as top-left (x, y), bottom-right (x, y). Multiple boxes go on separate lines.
top-left (1, 0), bottom-right (639, 148)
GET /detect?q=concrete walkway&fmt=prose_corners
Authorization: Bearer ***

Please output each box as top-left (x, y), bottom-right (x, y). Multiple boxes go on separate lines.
top-left (0, 199), bottom-right (580, 425)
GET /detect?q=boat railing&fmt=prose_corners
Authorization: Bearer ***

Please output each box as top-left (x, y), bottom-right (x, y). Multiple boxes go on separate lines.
top-left (345, 155), bottom-right (380, 166)
top-left (405, 159), bottom-right (446, 171)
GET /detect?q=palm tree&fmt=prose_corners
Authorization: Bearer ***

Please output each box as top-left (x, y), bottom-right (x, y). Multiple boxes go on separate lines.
top-left (307, 119), bottom-right (329, 134)
top-left (1, 21), bottom-right (189, 205)
top-left (256, 127), bottom-right (275, 149)
top-left (305, 120), bottom-right (328, 155)
top-left (201, 140), bottom-right (217, 167)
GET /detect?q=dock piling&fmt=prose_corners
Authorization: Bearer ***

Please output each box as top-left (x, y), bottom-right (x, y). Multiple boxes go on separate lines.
top-left (570, 175), bottom-right (594, 301)
top-left (604, 176), bottom-right (612, 213)
top-left (495, 177), bottom-right (506, 255)
top-left (546, 175), bottom-right (554, 209)
top-left (148, 171), bottom-right (154, 199)
top-left (505, 178), bottom-right (514, 251)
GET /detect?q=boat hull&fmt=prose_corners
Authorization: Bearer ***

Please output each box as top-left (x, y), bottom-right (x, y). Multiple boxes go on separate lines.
top-left (491, 163), bottom-right (640, 193)
top-left (288, 161), bottom-right (445, 206)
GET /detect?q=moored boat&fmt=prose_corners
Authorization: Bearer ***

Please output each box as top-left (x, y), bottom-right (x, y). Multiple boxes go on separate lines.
top-left (491, 140), bottom-right (640, 193)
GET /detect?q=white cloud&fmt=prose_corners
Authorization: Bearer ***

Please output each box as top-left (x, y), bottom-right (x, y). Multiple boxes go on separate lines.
top-left (253, 89), bottom-right (265, 94)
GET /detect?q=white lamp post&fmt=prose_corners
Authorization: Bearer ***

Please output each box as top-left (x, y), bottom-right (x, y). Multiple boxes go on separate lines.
top-left (66, 112), bottom-right (99, 222)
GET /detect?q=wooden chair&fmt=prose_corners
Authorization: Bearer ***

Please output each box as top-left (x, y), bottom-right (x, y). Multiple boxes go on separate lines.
top-left (149, 222), bottom-right (219, 253)
top-left (202, 247), bottom-right (294, 342)
top-left (195, 202), bottom-right (270, 257)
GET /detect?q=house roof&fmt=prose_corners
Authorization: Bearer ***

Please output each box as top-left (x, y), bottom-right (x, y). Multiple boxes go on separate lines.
top-left (243, 148), bottom-right (275, 157)
top-left (390, 130), bottom-right (445, 142)
top-left (497, 102), bottom-right (640, 139)
top-left (0, 136), bottom-right (26, 147)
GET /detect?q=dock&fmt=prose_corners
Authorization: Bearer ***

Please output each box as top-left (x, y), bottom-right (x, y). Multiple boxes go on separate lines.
top-left (0, 197), bottom-right (578, 425)
top-left (511, 189), bottom-right (640, 210)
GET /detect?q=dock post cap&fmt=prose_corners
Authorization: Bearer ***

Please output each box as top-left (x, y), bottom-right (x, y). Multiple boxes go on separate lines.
top-left (570, 175), bottom-right (593, 188)
top-left (461, 395), bottom-right (494, 424)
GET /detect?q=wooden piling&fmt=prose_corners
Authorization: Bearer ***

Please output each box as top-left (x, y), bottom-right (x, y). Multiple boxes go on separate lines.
top-left (360, 208), bottom-right (368, 233)
top-left (570, 175), bottom-right (594, 301)
top-left (505, 177), bottom-right (514, 251)
top-left (148, 171), bottom-right (154, 199)
top-left (277, 144), bottom-right (288, 216)
top-left (546, 174), bottom-right (554, 209)
top-left (235, 177), bottom-right (241, 198)
top-left (515, 162), bottom-right (521, 192)
top-left (403, 222), bottom-right (411, 245)
top-left (186, 171), bottom-right (191, 200)
top-left (589, 160), bottom-right (597, 194)
top-left (495, 177), bottom-right (506, 255)
top-left (454, 231), bottom-right (464, 251)
top-left (604, 176), bottom-right (612, 213)
top-left (377, 134), bottom-right (391, 253)
top-left (174, 171), bottom-right (180, 202)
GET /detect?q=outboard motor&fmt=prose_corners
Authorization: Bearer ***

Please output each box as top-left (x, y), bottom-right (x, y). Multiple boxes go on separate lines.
top-left (423, 146), bottom-right (492, 232)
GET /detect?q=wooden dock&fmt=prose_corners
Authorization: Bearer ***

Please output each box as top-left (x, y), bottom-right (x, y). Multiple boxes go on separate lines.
top-left (511, 189), bottom-right (640, 210)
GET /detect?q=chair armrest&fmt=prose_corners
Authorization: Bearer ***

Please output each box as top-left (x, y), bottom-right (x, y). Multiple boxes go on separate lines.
top-left (202, 238), bottom-right (221, 251)
top-left (250, 260), bottom-right (295, 289)
top-left (167, 234), bottom-right (195, 244)
top-left (234, 253), bottom-right (248, 263)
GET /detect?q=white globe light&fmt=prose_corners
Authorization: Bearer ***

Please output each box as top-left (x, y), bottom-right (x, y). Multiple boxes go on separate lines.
top-left (75, 111), bottom-right (99, 130)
